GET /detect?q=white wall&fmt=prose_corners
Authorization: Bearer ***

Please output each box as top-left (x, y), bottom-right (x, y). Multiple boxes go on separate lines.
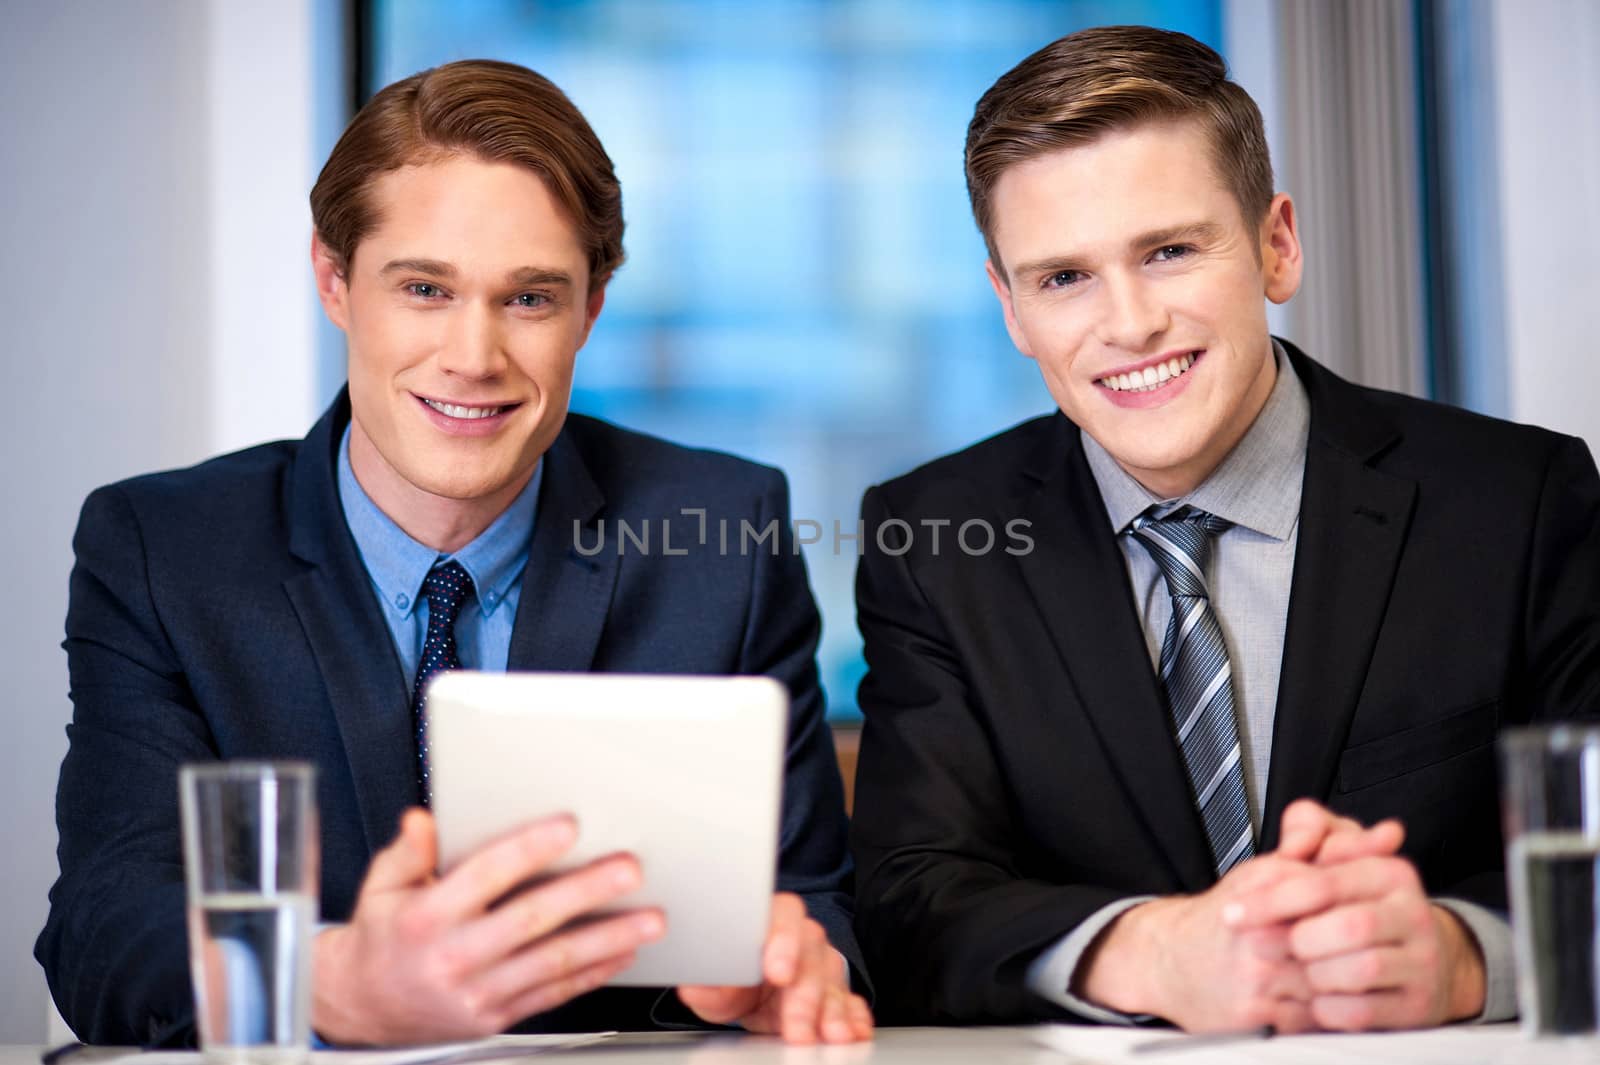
top-left (1490, 0), bottom-right (1600, 449)
top-left (0, 0), bottom-right (320, 1042)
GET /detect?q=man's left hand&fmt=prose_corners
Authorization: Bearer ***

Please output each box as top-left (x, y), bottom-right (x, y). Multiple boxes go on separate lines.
top-left (676, 892), bottom-right (873, 1044)
top-left (1223, 850), bottom-right (1486, 1029)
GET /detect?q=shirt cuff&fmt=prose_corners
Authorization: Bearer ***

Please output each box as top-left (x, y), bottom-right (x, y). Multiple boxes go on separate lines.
top-left (1434, 898), bottom-right (1516, 1023)
top-left (1025, 896), bottom-right (1158, 1025)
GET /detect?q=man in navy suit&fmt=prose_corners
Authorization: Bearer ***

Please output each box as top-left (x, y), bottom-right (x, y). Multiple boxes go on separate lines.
top-left (38, 59), bottom-right (871, 1047)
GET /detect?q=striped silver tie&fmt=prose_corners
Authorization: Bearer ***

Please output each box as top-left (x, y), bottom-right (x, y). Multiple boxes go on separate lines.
top-left (1129, 507), bottom-right (1255, 876)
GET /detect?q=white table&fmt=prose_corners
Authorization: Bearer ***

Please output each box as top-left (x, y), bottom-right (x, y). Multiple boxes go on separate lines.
top-left (11, 1023), bottom-right (1592, 1065)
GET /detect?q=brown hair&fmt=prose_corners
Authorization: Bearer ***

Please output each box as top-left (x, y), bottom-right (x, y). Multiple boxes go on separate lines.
top-left (311, 59), bottom-right (624, 286)
top-left (965, 25), bottom-right (1273, 273)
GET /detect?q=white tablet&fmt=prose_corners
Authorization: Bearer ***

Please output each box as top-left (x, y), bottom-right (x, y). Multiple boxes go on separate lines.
top-left (425, 671), bottom-right (787, 988)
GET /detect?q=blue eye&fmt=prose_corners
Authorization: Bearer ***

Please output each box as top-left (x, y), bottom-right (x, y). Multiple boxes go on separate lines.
top-left (513, 292), bottom-right (549, 309)
top-left (1043, 270), bottom-right (1083, 290)
top-left (1152, 245), bottom-right (1192, 262)
top-left (406, 282), bottom-right (444, 299)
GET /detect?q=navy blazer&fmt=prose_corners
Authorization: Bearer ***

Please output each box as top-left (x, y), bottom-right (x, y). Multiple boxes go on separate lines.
top-left (38, 392), bottom-right (860, 1045)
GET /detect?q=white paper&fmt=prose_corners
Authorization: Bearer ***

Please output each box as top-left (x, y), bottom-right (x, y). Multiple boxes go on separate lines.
top-left (1030, 1023), bottom-right (1589, 1065)
top-left (111, 1031), bottom-right (617, 1065)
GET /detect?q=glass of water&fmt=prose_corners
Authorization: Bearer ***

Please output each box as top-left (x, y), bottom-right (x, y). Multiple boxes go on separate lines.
top-left (180, 762), bottom-right (319, 1063)
top-left (1500, 725), bottom-right (1600, 1040)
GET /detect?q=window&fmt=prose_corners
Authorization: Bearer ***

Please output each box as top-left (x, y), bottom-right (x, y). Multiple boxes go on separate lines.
top-left (366, 0), bottom-right (1224, 717)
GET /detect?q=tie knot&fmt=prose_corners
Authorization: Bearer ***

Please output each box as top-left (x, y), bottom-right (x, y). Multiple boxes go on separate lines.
top-left (1128, 506), bottom-right (1231, 599)
top-left (421, 561), bottom-right (474, 624)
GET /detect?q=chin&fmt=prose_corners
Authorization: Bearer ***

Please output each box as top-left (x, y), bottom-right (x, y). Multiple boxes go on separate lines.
top-left (1098, 435), bottom-right (1206, 479)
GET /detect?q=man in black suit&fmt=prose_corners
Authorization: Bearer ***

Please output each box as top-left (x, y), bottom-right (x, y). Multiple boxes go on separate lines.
top-left (851, 26), bottom-right (1600, 1033)
top-left (39, 59), bottom-right (871, 1047)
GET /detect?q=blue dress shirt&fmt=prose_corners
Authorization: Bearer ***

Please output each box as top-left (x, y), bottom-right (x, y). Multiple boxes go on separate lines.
top-left (336, 425), bottom-right (542, 689)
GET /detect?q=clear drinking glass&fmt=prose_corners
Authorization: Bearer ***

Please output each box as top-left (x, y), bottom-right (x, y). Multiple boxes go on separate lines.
top-left (1500, 725), bottom-right (1600, 1040)
top-left (180, 762), bottom-right (319, 1064)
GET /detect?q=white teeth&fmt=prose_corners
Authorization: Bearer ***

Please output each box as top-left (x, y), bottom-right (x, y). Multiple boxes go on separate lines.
top-left (423, 398), bottom-right (504, 419)
top-left (1099, 352), bottom-right (1200, 392)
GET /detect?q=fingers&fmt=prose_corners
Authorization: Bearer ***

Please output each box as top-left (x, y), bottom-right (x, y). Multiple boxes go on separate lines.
top-left (1267, 997), bottom-right (1317, 1036)
top-left (1312, 820), bottom-right (1405, 866)
top-left (426, 815), bottom-right (582, 923)
top-left (450, 853), bottom-right (645, 966)
top-left (774, 928), bottom-right (871, 1045)
top-left (682, 899), bottom-right (871, 1044)
top-left (472, 908), bottom-right (663, 1007)
top-left (761, 893), bottom-right (808, 987)
top-left (819, 983), bottom-right (853, 1044)
top-left (777, 920), bottom-right (832, 1044)
top-left (1288, 897), bottom-right (1426, 961)
top-left (494, 950), bottom-right (640, 1026)
top-left (845, 992), bottom-right (875, 1041)
top-left (1310, 989), bottom-right (1419, 1031)
top-left (1303, 946), bottom-right (1409, 995)
top-left (1236, 926), bottom-right (1294, 963)
top-left (1275, 799), bottom-right (1353, 862)
top-left (363, 809), bottom-right (438, 892)
top-left (1274, 800), bottom-right (1406, 869)
top-left (1223, 856), bottom-right (1421, 930)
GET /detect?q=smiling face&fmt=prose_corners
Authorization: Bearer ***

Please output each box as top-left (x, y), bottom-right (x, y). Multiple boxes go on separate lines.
top-left (985, 119), bottom-right (1302, 498)
top-left (313, 153), bottom-right (604, 549)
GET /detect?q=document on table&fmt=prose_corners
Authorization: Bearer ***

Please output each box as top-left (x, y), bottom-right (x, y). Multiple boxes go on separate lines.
top-left (1032, 1023), bottom-right (1579, 1065)
top-left (109, 1032), bottom-right (617, 1065)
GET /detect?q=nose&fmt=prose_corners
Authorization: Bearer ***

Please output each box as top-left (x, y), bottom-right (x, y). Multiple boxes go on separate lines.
top-left (436, 299), bottom-right (506, 379)
top-left (1096, 273), bottom-right (1170, 353)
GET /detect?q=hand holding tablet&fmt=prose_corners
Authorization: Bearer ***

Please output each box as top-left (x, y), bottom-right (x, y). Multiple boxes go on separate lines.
top-left (312, 672), bottom-right (870, 1044)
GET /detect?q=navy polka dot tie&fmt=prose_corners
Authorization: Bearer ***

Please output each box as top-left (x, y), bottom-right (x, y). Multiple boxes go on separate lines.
top-left (411, 560), bottom-right (474, 806)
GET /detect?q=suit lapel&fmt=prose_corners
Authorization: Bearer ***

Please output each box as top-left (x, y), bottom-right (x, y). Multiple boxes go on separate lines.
top-left (1260, 348), bottom-right (1418, 848)
top-left (1011, 419), bottom-right (1217, 891)
top-left (283, 393), bottom-right (416, 854)
top-left (507, 427), bottom-right (620, 672)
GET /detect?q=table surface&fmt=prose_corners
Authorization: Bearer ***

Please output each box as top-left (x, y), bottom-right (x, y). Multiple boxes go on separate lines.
top-left (11, 1023), bottom-right (1597, 1065)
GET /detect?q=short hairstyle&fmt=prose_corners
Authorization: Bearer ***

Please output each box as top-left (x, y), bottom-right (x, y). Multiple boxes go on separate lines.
top-left (965, 25), bottom-right (1273, 273)
top-left (310, 59), bottom-right (624, 286)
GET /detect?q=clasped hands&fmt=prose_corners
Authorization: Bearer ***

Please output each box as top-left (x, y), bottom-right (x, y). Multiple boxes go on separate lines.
top-left (1076, 799), bottom-right (1487, 1033)
top-left (311, 810), bottom-right (872, 1045)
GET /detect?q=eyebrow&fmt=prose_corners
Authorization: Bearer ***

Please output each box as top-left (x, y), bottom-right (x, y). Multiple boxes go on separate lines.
top-left (378, 259), bottom-right (574, 287)
top-left (1010, 221), bottom-right (1227, 283)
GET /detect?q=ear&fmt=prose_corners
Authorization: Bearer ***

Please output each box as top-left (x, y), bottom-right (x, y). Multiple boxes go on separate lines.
top-left (1259, 193), bottom-right (1303, 305)
top-left (985, 259), bottom-right (1035, 360)
top-left (311, 230), bottom-right (351, 330)
top-left (575, 281), bottom-right (607, 350)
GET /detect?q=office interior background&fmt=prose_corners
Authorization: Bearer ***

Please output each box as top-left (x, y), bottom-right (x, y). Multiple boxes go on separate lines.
top-left (2, 0), bottom-right (1596, 1042)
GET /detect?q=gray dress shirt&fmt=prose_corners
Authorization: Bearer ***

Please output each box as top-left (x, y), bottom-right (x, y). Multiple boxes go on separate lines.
top-left (1025, 344), bottom-right (1514, 1024)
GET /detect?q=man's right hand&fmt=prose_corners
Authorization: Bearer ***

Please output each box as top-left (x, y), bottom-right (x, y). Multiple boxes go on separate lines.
top-left (1072, 803), bottom-right (1405, 1033)
top-left (311, 808), bottom-right (666, 1045)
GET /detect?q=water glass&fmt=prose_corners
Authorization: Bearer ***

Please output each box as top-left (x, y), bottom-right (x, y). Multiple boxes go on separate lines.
top-left (180, 762), bottom-right (319, 1063)
top-left (1500, 725), bottom-right (1600, 1040)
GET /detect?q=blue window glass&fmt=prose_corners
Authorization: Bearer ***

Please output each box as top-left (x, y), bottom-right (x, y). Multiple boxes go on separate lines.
top-left (366, 0), bottom-right (1223, 718)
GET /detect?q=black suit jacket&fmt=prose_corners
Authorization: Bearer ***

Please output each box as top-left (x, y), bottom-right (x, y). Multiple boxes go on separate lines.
top-left (850, 343), bottom-right (1600, 1023)
top-left (38, 392), bottom-right (861, 1045)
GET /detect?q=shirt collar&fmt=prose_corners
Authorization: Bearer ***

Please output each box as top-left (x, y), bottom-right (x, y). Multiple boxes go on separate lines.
top-left (1082, 339), bottom-right (1309, 541)
top-left (337, 425), bottom-right (543, 618)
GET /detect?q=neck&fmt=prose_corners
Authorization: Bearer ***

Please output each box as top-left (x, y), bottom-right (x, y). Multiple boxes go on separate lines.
top-left (1121, 346), bottom-right (1279, 499)
top-left (347, 420), bottom-right (531, 554)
